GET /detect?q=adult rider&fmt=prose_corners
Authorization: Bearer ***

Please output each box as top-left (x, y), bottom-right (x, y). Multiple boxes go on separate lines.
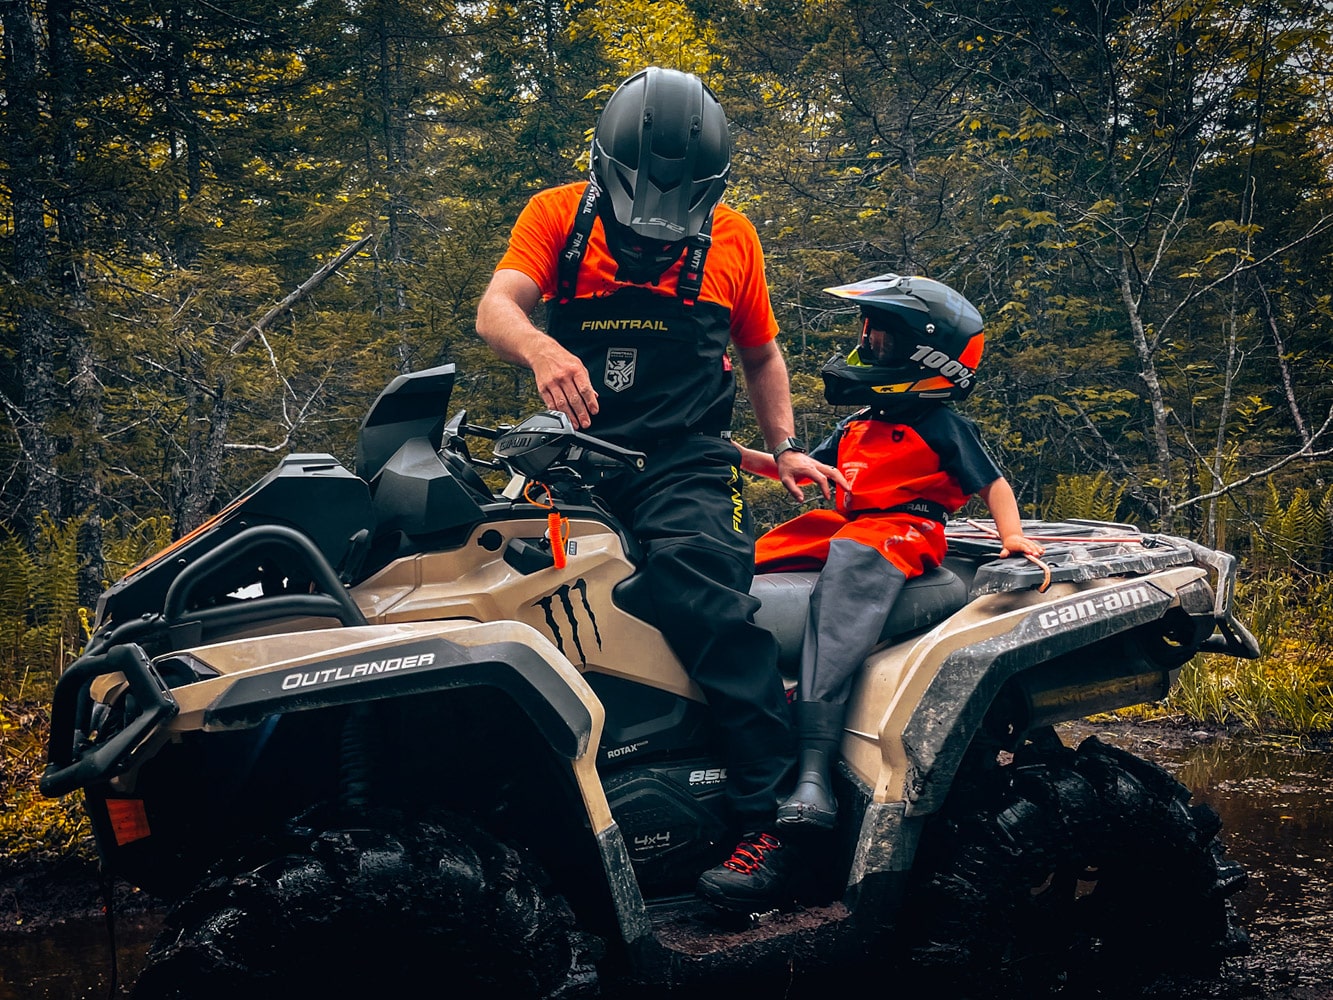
top-left (475, 65), bottom-right (844, 913)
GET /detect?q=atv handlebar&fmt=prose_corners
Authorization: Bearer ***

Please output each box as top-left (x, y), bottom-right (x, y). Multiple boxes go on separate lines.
top-left (489, 411), bottom-right (646, 481)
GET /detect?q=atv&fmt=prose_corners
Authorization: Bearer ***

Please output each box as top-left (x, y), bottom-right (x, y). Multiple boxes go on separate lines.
top-left (42, 364), bottom-right (1259, 999)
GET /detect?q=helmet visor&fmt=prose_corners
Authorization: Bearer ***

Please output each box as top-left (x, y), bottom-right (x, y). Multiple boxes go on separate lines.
top-left (854, 316), bottom-right (903, 366)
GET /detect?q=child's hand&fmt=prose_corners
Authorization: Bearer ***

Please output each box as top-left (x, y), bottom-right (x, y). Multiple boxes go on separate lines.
top-left (998, 533), bottom-right (1045, 559)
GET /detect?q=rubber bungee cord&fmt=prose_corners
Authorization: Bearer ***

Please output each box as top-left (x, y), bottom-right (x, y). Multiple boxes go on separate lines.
top-left (963, 517), bottom-right (1055, 592)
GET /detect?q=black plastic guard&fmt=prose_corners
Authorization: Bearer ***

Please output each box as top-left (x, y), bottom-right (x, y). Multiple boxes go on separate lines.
top-left (901, 578), bottom-right (1173, 815)
top-left (204, 636), bottom-right (593, 759)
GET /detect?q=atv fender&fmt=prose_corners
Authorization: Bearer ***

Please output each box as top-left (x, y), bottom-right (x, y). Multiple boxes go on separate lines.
top-left (841, 566), bottom-right (1209, 916)
top-left (160, 619), bottom-right (662, 950)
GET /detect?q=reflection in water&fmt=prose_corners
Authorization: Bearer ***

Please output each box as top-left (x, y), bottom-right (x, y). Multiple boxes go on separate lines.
top-left (1170, 738), bottom-right (1333, 949)
top-left (0, 913), bottom-right (159, 1000)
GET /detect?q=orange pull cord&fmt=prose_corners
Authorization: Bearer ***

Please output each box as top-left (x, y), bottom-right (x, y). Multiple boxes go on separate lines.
top-left (522, 480), bottom-right (569, 570)
top-left (548, 511), bottom-right (569, 570)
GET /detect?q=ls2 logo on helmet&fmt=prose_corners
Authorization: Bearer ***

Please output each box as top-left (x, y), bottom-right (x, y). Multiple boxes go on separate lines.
top-left (911, 344), bottom-right (974, 387)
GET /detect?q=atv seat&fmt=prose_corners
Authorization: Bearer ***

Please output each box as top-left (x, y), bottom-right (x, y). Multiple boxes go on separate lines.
top-left (750, 565), bottom-right (969, 678)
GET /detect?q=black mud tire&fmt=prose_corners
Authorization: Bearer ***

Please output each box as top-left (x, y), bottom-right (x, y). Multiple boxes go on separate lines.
top-left (131, 811), bottom-right (601, 1000)
top-left (900, 732), bottom-right (1249, 996)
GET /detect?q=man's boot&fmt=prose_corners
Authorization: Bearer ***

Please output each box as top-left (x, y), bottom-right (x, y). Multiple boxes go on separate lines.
top-left (775, 701), bottom-right (844, 830)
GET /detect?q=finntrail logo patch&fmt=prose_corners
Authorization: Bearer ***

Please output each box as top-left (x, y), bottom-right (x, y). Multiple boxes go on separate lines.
top-left (604, 348), bottom-right (638, 392)
top-left (535, 579), bottom-right (601, 664)
top-left (581, 319), bottom-right (669, 332)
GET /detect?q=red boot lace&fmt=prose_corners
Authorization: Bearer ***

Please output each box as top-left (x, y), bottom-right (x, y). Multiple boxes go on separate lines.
top-left (721, 833), bottom-right (782, 875)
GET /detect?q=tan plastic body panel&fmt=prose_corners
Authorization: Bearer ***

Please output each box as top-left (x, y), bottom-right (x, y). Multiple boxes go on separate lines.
top-left (154, 618), bottom-right (616, 833)
top-left (351, 518), bottom-right (701, 700)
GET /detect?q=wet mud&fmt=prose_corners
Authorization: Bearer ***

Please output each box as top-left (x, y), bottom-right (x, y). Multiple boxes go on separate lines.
top-left (2, 719), bottom-right (1330, 999)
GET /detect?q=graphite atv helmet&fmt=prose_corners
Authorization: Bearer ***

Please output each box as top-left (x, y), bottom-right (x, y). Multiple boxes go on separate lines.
top-left (819, 273), bottom-right (985, 406)
top-left (591, 66), bottom-right (731, 282)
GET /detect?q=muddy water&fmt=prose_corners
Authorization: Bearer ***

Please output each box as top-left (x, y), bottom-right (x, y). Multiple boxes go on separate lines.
top-left (1065, 722), bottom-right (1333, 999)
top-left (0, 911), bottom-right (161, 999)
top-left (3, 724), bottom-right (1330, 999)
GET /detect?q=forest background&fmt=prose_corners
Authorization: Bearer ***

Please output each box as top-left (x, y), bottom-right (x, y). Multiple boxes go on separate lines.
top-left (3, 0), bottom-right (1333, 856)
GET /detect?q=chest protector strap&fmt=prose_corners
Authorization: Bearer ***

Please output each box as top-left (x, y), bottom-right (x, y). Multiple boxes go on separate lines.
top-left (557, 182), bottom-right (713, 306)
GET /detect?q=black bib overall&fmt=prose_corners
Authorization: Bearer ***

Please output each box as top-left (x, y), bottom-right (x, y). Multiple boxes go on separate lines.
top-left (547, 188), bottom-right (795, 829)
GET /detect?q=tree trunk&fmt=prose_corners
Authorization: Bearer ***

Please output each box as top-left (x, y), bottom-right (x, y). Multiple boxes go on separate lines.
top-left (1117, 255), bottom-right (1174, 533)
top-left (2, 0), bottom-right (61, 537)
top-left (176, 383), bottom-right (230, 536)
top-left (50, 0), bottom-right (106, 606)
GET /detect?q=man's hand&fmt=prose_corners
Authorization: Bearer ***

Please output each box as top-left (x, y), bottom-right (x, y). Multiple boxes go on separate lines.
top-left (477, 269), bottom-right (599, 429)
top-left (529, 343), bottom-right (599, 429)
top-left (776, 450), bottom-right (848, 502)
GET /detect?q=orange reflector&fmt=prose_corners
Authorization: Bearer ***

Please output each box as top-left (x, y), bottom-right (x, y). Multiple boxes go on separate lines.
top-left (105, 798), bottom-right (151, 845)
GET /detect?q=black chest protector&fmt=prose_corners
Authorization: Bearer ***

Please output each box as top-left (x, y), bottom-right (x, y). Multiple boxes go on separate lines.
top-left (548, 183), bottom-right (736, 446)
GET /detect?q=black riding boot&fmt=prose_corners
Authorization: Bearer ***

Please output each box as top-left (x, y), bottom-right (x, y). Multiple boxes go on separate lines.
top-left (776, 701), bottom-right (844, 830)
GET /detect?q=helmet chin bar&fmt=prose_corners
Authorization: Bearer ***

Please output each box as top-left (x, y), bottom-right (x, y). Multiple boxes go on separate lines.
top-left (603, 213), bottom-right (687, 284)
top-left (613, 246), bottom-right (686, 284)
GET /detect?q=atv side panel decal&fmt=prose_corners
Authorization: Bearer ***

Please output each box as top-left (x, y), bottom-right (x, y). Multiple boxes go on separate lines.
top-left (535, 579), bottom-right (601, 664)
top-left (1035, 584), bottom-right (1155, 629)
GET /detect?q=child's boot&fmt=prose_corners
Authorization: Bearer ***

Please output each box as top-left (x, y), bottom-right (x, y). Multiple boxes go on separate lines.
top-left (776, 701), bottom-right (844, 830)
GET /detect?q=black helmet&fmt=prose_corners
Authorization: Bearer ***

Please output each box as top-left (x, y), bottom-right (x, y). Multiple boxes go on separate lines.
top-left (819, 273), bottom-right (985, 406)
top-left (591, 67), bottom-right (731, 282)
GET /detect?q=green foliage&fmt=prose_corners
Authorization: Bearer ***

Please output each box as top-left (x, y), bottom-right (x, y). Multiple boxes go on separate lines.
top-left (0, 516), bottom-right (87, 699)
top-left (1252, 480), bottom-right (1333, 572)
top-left (0, 698), bottom-right (94, 864)
top-left (1162, 570), bottom-right (1333, 734)
top-left (1041, 472), bottom-right (1128, 522)
top-left (102, 515), bottom-right (176, 590)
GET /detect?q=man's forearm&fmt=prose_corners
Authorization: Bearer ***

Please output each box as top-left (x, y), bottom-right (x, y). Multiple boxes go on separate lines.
top-left (477, 299), bottom-right (543, 367)
top-left (739, 343), bottom-right (796, 447)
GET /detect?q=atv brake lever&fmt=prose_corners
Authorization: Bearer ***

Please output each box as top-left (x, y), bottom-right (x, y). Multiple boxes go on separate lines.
top-left (567, 432), bottom-right (647, 472)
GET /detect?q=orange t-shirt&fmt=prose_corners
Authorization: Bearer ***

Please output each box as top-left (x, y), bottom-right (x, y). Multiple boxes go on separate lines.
top-left (496, 182), bottom-right (779, 349)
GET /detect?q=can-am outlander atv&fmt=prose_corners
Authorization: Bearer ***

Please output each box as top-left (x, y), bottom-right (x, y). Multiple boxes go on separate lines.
top-left (42, 365), bottom-right (1258, 999)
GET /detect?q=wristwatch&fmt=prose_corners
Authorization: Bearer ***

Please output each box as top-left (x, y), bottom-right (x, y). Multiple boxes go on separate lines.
top-left (771, 436), bottom-right (807, 460)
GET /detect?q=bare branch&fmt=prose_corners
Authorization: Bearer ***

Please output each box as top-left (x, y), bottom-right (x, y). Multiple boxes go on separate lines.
top-left (229, 234), bottom-right (374, 354)
top-left (1170, 401), bottom-right (1333, 511)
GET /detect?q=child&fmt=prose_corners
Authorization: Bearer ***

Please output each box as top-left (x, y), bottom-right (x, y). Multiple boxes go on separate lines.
top-left (735, 273), bottom-right (1045, 830)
